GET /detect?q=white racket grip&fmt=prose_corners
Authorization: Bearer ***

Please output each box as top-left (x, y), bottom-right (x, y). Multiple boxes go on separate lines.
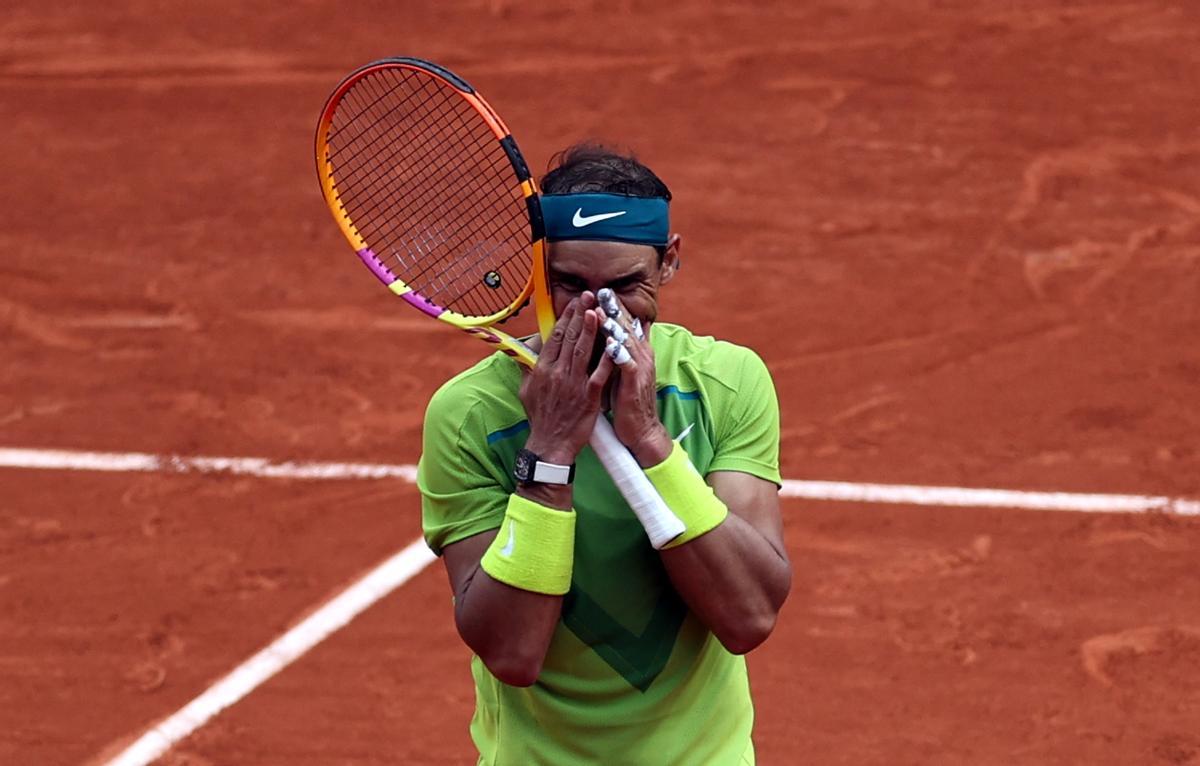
top-left (589, 416), bottom-right (686, 549)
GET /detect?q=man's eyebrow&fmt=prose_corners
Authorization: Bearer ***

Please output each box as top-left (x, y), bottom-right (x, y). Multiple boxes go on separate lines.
top-left (606, 270), bottom-right (648, 288)
top-left (548, 267), bottom-right (649, 285)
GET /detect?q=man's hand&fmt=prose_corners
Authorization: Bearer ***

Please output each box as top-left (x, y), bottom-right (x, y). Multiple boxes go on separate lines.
top-left (597, 290), bottom-right (672, 468)
top-left (519, 292), bottom-right (613, 467)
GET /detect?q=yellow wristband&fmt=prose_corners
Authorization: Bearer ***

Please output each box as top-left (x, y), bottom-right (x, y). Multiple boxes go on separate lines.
top-left (480, 494), bottom-right (576, 595)
top-left (643, 440), bottom-right (729, 549)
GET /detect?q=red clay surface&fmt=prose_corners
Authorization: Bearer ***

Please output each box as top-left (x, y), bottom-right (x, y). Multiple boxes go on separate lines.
top-left (3, 1), bottom-right (1199, 764)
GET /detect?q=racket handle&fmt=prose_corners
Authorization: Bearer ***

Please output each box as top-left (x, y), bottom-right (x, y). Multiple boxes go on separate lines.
top-left (589, 417), bottom-right (686, 549)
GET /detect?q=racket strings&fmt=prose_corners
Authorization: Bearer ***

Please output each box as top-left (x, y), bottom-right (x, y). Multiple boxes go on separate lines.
top-left (332, 76), bottom-right (465, 210)
top-left (331, 78), bottom-right (469, 227)
top-left (335, 75), bottom-right (527, 267)
top-left (330, 74), bottom-right (495, 245)
top-left (326, 75), bottom-right (423, 167)
top-left (358, 137), bottom-right (507, 272)
top-left (361, 135), bottom-right (525, 308)
top-left (340, 131), bottom-right (526, 316)
top-left (331, 72), bottom-right (506, 238)
top-left (325, 66), bottom-right (532, 319)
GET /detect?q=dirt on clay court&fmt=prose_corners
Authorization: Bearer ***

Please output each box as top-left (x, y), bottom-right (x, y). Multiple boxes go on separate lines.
top-left (2, 1), bottom-right (1200, 764)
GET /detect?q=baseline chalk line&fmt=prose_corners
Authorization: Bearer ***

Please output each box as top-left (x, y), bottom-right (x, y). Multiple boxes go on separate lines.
top-left (2, 446), bottom-right (1197, 515)
top-left (779, 480), bottom-right (1200, 515)
top-left (0, 447), bottom-right (416, 481)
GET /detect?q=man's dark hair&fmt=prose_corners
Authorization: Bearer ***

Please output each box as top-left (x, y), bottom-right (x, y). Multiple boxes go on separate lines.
top-left (540, 143), bottom-right (671, 201)
top-left (541, 143), bottom-right (672, 263)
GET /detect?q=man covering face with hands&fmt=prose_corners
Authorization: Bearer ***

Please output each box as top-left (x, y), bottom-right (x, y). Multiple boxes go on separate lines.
top-left (418, 143), bottom-right (789, 766)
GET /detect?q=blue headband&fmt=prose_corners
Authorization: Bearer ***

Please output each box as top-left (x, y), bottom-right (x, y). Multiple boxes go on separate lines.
top-left (540, 193), bottom-right (670, 246)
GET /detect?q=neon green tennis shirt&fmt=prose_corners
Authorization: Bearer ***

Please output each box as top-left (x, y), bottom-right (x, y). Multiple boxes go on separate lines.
top-left (418, 323), bottom-right (781, 766)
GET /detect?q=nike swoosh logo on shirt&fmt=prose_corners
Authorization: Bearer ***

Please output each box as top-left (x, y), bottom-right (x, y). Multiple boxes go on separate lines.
top-left (499, 521), bottom-right (516, 557)
top-left (573, 208), bottom-right (627, 227)
top-left (674, 423), bottom-right (695, 442)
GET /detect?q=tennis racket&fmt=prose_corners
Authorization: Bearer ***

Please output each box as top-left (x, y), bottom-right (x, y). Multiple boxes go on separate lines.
top-left (315, 57), bottom-right (684, 549)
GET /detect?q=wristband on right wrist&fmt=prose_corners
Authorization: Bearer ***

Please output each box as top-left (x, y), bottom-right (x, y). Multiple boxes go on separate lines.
top-left (480, 493), bottom-right (576, 595)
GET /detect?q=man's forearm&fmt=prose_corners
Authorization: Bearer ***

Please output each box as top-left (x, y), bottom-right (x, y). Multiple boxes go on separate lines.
top-left (455, 558), bottom-right (564, 687)
top-left (659, 513), bottom-right (791, 655)
top-left (446, 497), bottom-right (574, 689)
top-left (630, 436), bottom-right (791, 653)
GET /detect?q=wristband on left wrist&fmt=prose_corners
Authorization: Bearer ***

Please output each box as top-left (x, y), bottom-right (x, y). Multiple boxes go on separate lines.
top-left (643, 440), bottom-right (729, 549)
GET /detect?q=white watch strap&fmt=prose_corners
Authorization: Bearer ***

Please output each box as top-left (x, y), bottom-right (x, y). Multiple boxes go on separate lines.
top-left (531, 461), bottom-right (573, 485)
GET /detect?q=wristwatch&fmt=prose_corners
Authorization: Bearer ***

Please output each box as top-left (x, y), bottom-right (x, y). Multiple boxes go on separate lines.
top-left (514, 448), bottom-right (575, 485)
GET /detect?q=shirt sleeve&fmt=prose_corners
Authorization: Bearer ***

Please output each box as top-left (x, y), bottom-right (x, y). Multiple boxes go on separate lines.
top-left (417, 384), bottom-right (511, 555)
top-left (706, 347), bottom-right (782, 485)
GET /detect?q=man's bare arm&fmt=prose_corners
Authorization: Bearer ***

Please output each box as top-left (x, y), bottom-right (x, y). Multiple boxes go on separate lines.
top-left (439, 294), bottom-right (611, 687)
top-left (441, 529), bottom-right (564, 687)
top-left (658, 470), bottom-right (791, 654)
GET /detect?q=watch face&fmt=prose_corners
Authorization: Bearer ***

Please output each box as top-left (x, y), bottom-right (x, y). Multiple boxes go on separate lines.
top-left (514, 450), bottom-right (534, 481)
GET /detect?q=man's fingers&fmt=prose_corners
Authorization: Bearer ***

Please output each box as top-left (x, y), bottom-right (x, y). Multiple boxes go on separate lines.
top-left (560, 294), bottom-right (589, 369)
top-left (541, 299), bottom-right (576, 364)
top-left (597, 288), bottom-right (621, 320)
top-left (571, 304), bottom-right (600, 373)
top-left (605, 336), bottom-right (634, 367)
top-left (588, 340), bottom-right (615, 395)
top-left (602, 315), bottom-right (647, 368)
top-left (597, 288), bottom-right (635, 330)
top-left (602, 317), bottom-right (629, 346)
top-left (597, 288), bottom-right (647, 347)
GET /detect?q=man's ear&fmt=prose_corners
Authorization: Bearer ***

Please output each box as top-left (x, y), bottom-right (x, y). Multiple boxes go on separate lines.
top-left (659, 234), bottom-right (682, 285)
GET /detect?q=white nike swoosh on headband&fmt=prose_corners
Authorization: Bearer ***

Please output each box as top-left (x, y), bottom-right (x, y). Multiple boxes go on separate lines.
top-left (572, 208), bottom-right (627, 227)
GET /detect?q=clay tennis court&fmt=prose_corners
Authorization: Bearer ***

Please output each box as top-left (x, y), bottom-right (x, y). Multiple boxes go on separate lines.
top-left (4, 1), bottom-right (1199, 764)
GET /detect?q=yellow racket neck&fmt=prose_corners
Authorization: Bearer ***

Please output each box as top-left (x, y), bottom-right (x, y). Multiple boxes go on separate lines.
top-left (530, 238), bottom-right (557, 342)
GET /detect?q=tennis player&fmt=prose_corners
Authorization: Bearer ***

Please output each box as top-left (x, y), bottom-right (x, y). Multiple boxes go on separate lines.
top-left (418, 144), bottom-right (789, 765)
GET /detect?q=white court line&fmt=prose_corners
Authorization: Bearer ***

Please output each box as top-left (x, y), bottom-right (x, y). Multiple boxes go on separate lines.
top-left (2, 446), bottom-right (1197, 514)
top-left (779, 479), bottom-right (1200, 515)
top-left (0, 444), bottom-right (1194, 766)
top-left (0, 447), bottom-right (416, 481)
top-left (98, 539), bottom-right (437, 766)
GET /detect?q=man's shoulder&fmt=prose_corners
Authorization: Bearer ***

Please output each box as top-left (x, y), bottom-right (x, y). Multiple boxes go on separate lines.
top-left (652, 323), bottom-right (771, 391)
top-left (425, 352), bottom-right (523, 423)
